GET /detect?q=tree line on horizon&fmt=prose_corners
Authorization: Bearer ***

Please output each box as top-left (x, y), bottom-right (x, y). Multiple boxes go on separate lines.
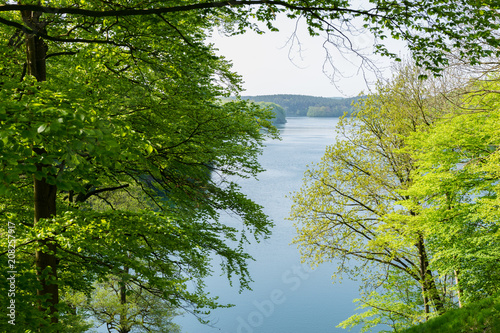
top-left (242, 94), bottom-right (362, 117)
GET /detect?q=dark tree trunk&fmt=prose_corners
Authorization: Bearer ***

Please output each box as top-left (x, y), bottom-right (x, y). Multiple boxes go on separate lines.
top-left (22, 10), bottom-right (46, 82)
top-left (34, 172), bottom-right (58, 324)
top-left (22, 8), bottom-right (59, 327)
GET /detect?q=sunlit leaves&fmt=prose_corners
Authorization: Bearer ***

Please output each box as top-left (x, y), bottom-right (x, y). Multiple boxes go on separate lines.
top-left (289, 64), bottom-right (459, 331)
top-left (64, 276), bottom-right (182, 333)
top-left (0, 2), bottom-right (278, 330)
top-left (401, 76), bottom-right (500, 303)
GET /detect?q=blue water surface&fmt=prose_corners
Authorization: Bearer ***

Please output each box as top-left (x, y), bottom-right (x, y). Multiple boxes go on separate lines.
top-left (175, 117), bottom-right (379, 333)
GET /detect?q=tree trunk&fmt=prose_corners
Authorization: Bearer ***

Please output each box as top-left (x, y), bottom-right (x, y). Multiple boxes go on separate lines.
top-left (22, 9), bottom-right (59, 327)
top-left (454, 269), bottom-right (463, 308)
top-left (416, 234), bottom-right (445, 315)
top-left (22, 10), bottom-right (46, 82)
top-left (34, 172), bottom-right (58, 324)
top-left (119, 266), bottom-right (130, 333)
top-left (420, 282), bottom-right (430, 320)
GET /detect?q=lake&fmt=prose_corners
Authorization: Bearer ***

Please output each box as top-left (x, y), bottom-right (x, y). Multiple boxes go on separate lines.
top-left (175, 117), bottom-right (381, 333)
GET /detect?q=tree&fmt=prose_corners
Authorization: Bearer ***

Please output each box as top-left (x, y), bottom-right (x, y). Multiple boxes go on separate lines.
top-left (64, 275), bottom-right (181, 333)
top-left (289, 64), bottom-right (462, 331)
top-left (255, 102), bottom-right (287, 124)
top-left (401, 73), bottom-right (500, 306)
top-left (2, 1), bottom-right (500, 331)
top-left (0, 4), bottom-right (278, 331)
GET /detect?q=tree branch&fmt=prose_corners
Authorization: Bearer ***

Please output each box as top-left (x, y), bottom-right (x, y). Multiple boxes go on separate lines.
top-left (76, 184), bottom-right (130, 202)
top-left (0, 1), bottom-right (382, 19)
top-left (46, 51), bottom-right (78, 59)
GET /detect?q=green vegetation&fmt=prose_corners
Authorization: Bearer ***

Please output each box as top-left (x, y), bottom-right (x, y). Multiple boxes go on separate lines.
top-left (306, 104), bottom-right (351, 117)
top-left (289, 63), bottom-right (500, 332)
top-left (255, 102), bottom-right (287, 124)
top-left (243, 94), bottom-right (360, 117)
top-left (401, 294), bottom-right (500, 333)
top-left (65, 275), bottom-right (182, 333)
top-left (2, 1), bottom-right (500, 332)
top-left (0, 3), bottom-right (279, 332)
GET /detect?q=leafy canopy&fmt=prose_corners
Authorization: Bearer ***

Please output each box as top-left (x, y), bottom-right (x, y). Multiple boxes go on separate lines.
top-left (0, 3), bottom-right (278, 331)
top-left (401, 75), bottom-right (500, 304)
top-left (289, 64), bottom-right (464, 331)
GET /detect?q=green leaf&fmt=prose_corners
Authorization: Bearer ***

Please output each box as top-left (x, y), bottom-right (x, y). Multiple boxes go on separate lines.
top-left (37, 123), bottom-right (49, 133)
top-left (145, 144), bottom-right (153, 155)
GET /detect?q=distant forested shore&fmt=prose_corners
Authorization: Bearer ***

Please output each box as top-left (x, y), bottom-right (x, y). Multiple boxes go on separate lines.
top-left (241, 94), bottom-right (362, 117)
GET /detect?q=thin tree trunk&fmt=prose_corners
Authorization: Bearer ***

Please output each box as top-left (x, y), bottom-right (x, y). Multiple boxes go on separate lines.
top-left (22, 8), bottom-right (59, 327)
top-left (119, 266), bottom-right (130, 333)
top-left (420, 281), bottom-right (430, 320)
top-left (454, 269), bottom-right (463, 308)
top-left (416, 233), bottom-right (445, 315)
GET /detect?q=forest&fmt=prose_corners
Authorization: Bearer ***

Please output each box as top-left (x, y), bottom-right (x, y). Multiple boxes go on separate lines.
top-left (241, 95), bottom-right (361, 117)
top-left (1, 1), bottom-right (500, 333)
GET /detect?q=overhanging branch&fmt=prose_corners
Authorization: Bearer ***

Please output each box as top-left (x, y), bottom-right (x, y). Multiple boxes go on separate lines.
top-left (0, 1), bottom-right (382, 18)
top-left (76, 184), bottom-right (130, 202)
top-left (0, 16), bottom-right (131, 46)
top-left (46, 51), bottom-right (78, 59)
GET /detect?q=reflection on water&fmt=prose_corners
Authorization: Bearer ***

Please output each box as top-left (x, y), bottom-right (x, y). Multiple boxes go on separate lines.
top-left (176, 117), bottom-right (370, 333)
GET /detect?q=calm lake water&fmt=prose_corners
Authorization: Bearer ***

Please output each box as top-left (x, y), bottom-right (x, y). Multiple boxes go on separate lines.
top-left (176, 117), bottom-right (380, 333)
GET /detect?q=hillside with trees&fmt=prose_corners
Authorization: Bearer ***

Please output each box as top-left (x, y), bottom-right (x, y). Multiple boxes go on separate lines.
top-left (242, 94), bottom-right (361, 117)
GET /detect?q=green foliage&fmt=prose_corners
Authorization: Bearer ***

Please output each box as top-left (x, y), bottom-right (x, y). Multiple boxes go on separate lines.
top-left (289, 63), bottom-right (500, 332)
top-left (338, 268), bottom-right (431, 333)
top-left (255, 102), bottom-right (287, 124)
top-left (401, 293), bottom-right (500, 333)
top-left (401, 76), bottom-right (500, 305)
top-left (2, 0), bottom-right (500, 72)
top-left (3, 1), bottom-right (500, 330)
top-left (64, 276), bottom-right (181, 333)
top-left (306, 105), bottom-right (341, 117)
top-left (289, 64), bottom-right (463, 331)
top-left (0, 3), bottom-right (278, 330)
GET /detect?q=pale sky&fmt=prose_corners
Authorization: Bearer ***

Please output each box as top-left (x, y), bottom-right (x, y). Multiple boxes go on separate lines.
top-left (211, 15), bottom-right (407, 98)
